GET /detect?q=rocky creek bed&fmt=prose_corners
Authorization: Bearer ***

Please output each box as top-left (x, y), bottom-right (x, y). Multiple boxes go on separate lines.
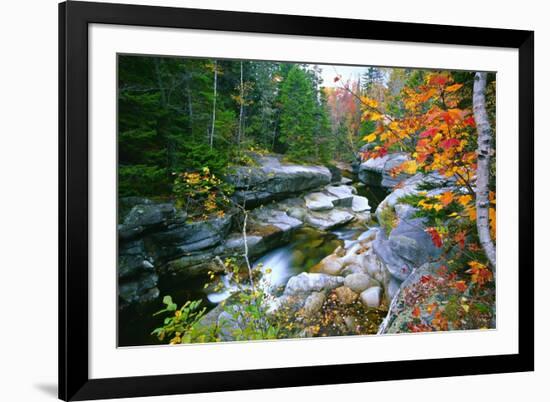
top-left (118, 153), bottom-right (453, 346)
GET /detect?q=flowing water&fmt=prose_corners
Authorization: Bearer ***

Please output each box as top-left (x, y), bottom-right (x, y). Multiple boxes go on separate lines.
top-left (118, 183), bottom-right (388, 346)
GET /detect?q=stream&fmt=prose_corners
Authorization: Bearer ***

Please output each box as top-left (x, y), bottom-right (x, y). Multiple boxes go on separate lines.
top-left (118, 183), bottom-right (388, 346)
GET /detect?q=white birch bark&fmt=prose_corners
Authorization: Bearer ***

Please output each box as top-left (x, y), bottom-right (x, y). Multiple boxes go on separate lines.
top-left (473, 72), bottom-right (496, 270)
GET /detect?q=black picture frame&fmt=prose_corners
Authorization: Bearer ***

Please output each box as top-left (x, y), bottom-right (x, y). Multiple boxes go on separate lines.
top-left (59, 1), bottom-right (534, 400)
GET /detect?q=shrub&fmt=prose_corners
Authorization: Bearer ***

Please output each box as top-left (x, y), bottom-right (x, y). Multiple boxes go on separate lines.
top-left (378, 205), bottom-right (398, 235)
top-left (172, 167), bottom-right (234, 217)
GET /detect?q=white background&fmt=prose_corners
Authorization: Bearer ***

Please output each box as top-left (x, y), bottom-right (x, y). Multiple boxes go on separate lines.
top-left (89, 24), bottom-right (519, 379)
top-left (0, 0), bottom-right (545, 401)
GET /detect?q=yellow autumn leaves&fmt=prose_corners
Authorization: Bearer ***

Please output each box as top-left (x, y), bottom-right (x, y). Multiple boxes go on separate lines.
top-left (364, 133), bottom-right (377, 143)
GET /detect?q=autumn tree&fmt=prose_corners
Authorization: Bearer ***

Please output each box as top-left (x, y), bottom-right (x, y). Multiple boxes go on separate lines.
top-left (350, 71), bottom-right (496, 272)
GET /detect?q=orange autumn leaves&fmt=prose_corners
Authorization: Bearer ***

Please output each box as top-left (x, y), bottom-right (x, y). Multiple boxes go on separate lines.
top-left (415, 190), bottom-right (496, 245)
top-left (360, 72), bottom-right (477, 183)
top-left (407, 262), bottom-right (493, 333)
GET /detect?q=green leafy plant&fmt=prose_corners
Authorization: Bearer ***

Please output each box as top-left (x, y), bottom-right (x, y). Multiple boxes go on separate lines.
top-left (151, 296), bottom-right (209, 344)
top-left (378, 205), bottom-right (398, 235)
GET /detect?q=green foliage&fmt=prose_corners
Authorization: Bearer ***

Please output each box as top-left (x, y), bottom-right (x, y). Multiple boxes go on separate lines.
top-left (279, 66), bottom-right (320, 162)
top-left (378, 205), bottom-right (398, 235)
top-left (151, 296), bottom-right (208, 344)
top-left (119, 165), bottom-right (168, 197)
top-left (118, 56), bottom-right (341, 199)
top-left (178, 141), bottom-right (230, 174)
top-left (153, 256), bottom-right (282, 344)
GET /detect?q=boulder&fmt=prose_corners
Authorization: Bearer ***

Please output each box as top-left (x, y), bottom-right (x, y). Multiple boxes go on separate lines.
top-left (164, 208), bottom-right (302, 277)
top-left (351, 195), bottom-right (370, 212)
top-left (334, 286), bottom-right (359, 305)
top-left (385, 277), bottom-right (402, 304)
top-left (327, 164), bottom-right (343, 183)
top-left (375, 172), bottom-right (456, 221)
top-left (378, 263), bottom-right (438, 334)
top-left (314, 254), bottom-right (344, 275)
top-left (249, 207), bottom-right (303, 233)
top-left (358, 153), bottom-right (412, 188)
top-left (381, 153), bottom-right (411, 187)
top-left (334, 161), bottom-right (354, 176)
top-left (372, 216), bottom-right (442, 281)
top-left (284, 272), bottom-right (344, 296)
top-left (360, 286), bottom-right (383, 308)
top-left (118, 272), bottom-right (159, 306)
top-left (341, 177), bottom-right (353, 185)
top-left (340, 242), bottom-right (367, 267)
top-left (325, 185), bottom-right (355, 207)
top-left (358, 227), bottom-right (379, 242)
top-left (305, 209), bottom-right (355, 231)
top-left (344, 273), bottom-right (375, 293)
top-left (304, 192), bottom-right (335, 211)
top-left (118, 202), bottom-right (177, 240)
top-left (225, 154), bottom-right (332, 207)
top-left (301, 292), bottom-right (326, 317)
top-left (118, 239), bottom-right (152, 279)
top-left (394, 203), bottom-right (416, 220)
top-left (150, 213), bottom-right (234, 261)
top-left (340, 264), bottom-right (365, 276)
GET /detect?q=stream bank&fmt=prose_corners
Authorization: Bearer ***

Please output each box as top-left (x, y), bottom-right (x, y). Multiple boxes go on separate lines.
top-left (118, 152), bottom-right (451, 345)
top-left (118, 154), bottom-right (389, 346)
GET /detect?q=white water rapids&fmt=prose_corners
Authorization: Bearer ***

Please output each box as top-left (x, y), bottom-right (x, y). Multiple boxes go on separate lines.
top-left (206, 228), bottom-right (360, 304)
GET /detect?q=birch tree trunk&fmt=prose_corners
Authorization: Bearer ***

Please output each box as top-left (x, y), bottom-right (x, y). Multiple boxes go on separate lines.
top-left (473, 72), bottom-right (496, 270)
top-left (209, 60), bottom-right (218, 150)
top-left (237, 61), bottom-right (244, 149)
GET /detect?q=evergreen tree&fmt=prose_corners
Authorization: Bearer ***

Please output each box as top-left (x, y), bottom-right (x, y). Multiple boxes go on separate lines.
top-left (361, 66), bottom-right (385, 93)
top-left (278, 66), bottom-right (318, 161)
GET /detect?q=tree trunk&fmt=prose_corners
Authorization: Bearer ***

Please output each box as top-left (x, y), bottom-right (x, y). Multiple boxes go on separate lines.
top-left (185, 79), bottom-right (193, 139)
top-left (237, 61), bottom-right (244, 148)
top-left (209, 61), bottom-right (218, 149)
top-left (473, 72), bottom-right (496, 270)
top-left (154, 58), bottom-right (176, 170)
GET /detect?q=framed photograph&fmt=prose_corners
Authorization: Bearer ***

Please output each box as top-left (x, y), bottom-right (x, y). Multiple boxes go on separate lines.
top-left (59, 1), bottom-right (534, 400)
